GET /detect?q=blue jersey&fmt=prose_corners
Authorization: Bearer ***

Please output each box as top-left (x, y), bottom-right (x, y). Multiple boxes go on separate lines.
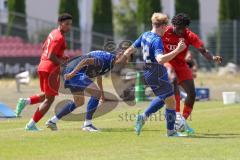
top-left (133, 31), bottom-right (173, 100)
top-left (65, 50), bottom-right (115, 78)
top-left (133, 31), bottom-right (164, 63)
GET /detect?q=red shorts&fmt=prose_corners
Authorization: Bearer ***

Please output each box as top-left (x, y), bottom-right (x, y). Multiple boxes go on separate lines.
top-left (165, 63), bottom-right (193, 84)
top-left (38, 71), bottom-right (60, 96)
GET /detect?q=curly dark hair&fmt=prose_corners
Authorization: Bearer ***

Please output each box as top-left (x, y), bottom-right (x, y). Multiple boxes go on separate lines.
top-left (171, 13), bottom-right (191, 27)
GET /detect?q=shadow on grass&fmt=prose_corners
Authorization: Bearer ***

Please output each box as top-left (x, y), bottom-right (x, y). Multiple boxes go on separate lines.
top-left (189, 133), bottom-right (240, 139)
top-left (101, 128), bottom-right (163, 133)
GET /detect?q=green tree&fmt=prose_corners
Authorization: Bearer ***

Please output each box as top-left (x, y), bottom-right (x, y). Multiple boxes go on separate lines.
top-left (175, 0), bottom-right (200, 33)
top-left (59, 0), bottom-right (80, 49)
top-left (114, 0), bottom-right (138, 40)
top-left (92, 0), bottom-right (113, 49)
top-left (219, 0), bottom-right (240, 20)
top-left (59, 0), bottom-right (80, 27)
top-left (7, 0), bottom-right (28, 40)
top-left (92, 0), bottom-right (113, 36)
top-left (175, 0), bottom-right (199, 20)
top-left (175, 0), bottom-right (201, 66)
top-left (136, 0), bottom-right (162, 31)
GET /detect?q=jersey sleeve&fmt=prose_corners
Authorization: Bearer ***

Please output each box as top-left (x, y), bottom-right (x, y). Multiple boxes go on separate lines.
top-left (152, 38), bottom-right (164, 57)
top-left (132, 34), bottom-right (143, 48)
top-left (188, 31), bottom-right (204, 49)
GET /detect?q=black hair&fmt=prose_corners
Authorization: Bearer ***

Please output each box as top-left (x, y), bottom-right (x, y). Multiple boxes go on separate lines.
top-left (58, 13), bottom-right (73, 22)
top-left (171, 13), bottom-right (191, 27)
top-left (118, 40), bottom-right (132, 50)
top-left (103, 40), bottom-right (132, 53)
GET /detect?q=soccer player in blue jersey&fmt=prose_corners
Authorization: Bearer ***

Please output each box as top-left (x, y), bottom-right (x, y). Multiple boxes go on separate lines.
top-left (119, 13), bottom-right (187, 136)
top-left (46, 48), bottom-right (126, 132)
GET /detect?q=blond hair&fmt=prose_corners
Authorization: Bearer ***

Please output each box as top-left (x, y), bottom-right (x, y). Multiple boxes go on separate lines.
top-left (151, 13), bottom-right (169, 27)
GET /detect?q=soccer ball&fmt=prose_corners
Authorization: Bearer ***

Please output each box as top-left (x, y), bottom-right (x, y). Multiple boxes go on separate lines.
top-left (175, 113), bottom-right (186, 132)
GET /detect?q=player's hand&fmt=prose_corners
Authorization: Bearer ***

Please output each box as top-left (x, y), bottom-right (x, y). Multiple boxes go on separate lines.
top-left (213, 56), bottom-right (223, 64)
top-left (64, 72), bottom-right (75, 80)
top-left (115, 54), bottom-right (128, 65)
top-left (176, 40), bottom-right (187, 53)
top-left (61, 56), bottom-right (70, 64)
top-left (100, 94), bottom-right (105, 103)
top-left (63, 55), bottom-right (70, 60)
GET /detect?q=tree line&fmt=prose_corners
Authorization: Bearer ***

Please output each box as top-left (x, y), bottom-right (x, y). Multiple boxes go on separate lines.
top-left (6, 0), bottom-right (240, 61)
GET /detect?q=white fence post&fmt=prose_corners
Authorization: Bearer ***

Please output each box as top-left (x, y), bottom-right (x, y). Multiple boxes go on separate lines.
top-left (233, 20), bottom-right (237, 65)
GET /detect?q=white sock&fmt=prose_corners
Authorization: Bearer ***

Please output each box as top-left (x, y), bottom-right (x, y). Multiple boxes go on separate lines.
top-left (24, 98), bottom-right (31, 105)
top-left (27, 118), bottom-right (36, 127)
top-left (176, 112), bottom-right (181, 116)
top-left (50, 116), bottom-right (59, 123)
top-left (142, 113), bottom-right (148, 121)
top-left (84, 120), bottom-right (92, 126)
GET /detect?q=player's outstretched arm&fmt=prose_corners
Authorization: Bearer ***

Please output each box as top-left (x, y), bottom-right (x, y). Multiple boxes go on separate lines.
top-left (115, 46), bottom-right (136, 64)
top-left (156, 40), bottom-right (186, 64)
top-left (198, 47), bottom-right (223, 64)
top-left (64, 58), bottom-right (95, 80)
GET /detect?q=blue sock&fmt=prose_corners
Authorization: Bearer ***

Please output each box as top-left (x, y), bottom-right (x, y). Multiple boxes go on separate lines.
top-left (86, 97), bottom-right (99, 120)
top-left (56, 101), bottom-right (77, 119)
top-left (144, 97), bottom-right (165, 117)
top-left (165, 108), bottom-right (176, 131)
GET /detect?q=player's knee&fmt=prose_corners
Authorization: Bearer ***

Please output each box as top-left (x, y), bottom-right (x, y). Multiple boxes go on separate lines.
top-left (185, 88), bottom-right (196, 99)
top-left (39, 94), bottom-right (46, 102)
top-left (188, 91), bottom-right (196, 100)
top-left (92, 90), bottom-right (101, 100)
top-left (164, 96), bottom-right (176, 110)
top-left (74, 99), bottom-right (84, 107)
top-left (45, 96), bottom-right (55, 104)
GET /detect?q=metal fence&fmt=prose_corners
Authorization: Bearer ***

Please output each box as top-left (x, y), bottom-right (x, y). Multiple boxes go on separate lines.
top-left (0, 10), bottom-right (239, 68)
top-left (0, 10), bottom-right (112, 51)
top-left (195, 20), bottom-right (240, 68)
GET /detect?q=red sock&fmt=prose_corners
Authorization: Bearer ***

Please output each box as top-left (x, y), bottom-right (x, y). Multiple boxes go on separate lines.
top-left (175, 95), bottom-right (181, 112)
top-left (30, 95), bottom-right (41, 105)
top-left (32, 108), bottom-right (43, 123)
top-left (183, 104), bottom-right (193, 120)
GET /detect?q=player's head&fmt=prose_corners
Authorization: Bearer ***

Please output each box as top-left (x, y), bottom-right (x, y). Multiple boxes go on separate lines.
top-left (58, 13), bottom-right (73, 33)
top-left (151, 13), bottom-right (169, 36)
top-left (172, 13), bottom-right (191, 35)
top-left (114, 41), bottom-right (132, 63)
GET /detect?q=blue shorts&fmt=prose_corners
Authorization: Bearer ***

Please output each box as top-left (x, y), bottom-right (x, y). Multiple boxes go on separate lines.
top-left (64, 72), bottom-right (93, 93)
top-left (144, 64), bottom-right (173, 100)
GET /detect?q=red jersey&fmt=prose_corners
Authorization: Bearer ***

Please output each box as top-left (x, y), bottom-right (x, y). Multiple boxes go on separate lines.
top-left (38, 29), bottom-right (67, 73)
top-left (162, 26), bottom-right (203, 66)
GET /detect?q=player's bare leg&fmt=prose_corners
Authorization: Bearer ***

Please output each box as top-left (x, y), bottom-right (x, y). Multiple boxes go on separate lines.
top-left (82, 83), bottom-right (102, 132)
top-left (171, 79), bottom-right (186, 132)
top-left (179, 79), bottom-right (196, 119)
top-left (173, 78), bottom-right (181, 113)
top-left (46, 83), bottom-right (101, 132)
top-left (15, 93), bottom-right (45, 117)
top-left (46, 92), bottom-right (85, 131)
top-left (179, 79), bottom-right (196, 134)
top-left (25, 95), bottom-right (55, 131)
top-left (165, 65), bottom-right (181, 115)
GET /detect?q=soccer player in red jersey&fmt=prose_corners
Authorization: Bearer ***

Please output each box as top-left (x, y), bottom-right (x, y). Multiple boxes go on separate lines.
top-left (162, 13), bottom-right (222, 133)
top-left (15, 13), bottom-right (73, 131)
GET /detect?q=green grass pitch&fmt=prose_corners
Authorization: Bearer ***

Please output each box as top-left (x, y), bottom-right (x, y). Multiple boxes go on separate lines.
top-left (0, 101), bottom-right (240, 160)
